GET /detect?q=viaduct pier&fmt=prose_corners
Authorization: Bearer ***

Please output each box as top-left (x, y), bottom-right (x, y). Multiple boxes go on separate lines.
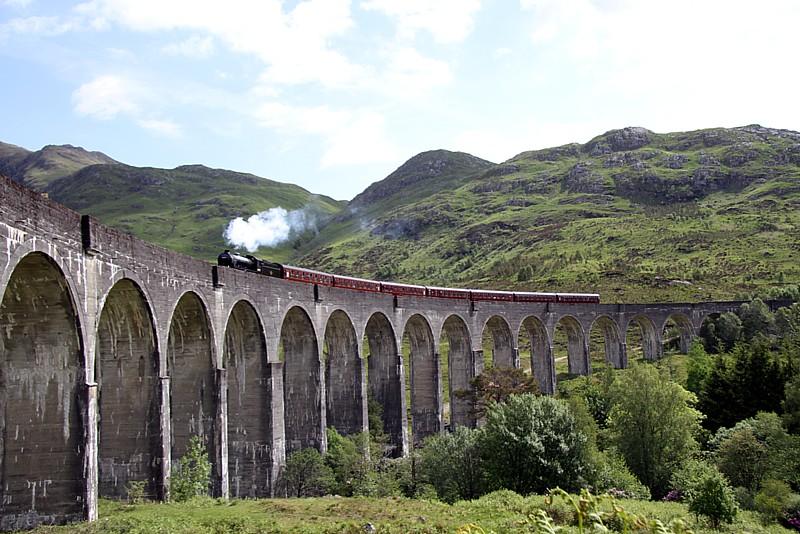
top-left (0, 174), bottom-right (760, 529)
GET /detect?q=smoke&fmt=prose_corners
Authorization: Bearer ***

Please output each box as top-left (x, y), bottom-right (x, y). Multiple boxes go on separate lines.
top-left (223, 207), bottom-right (314, 252)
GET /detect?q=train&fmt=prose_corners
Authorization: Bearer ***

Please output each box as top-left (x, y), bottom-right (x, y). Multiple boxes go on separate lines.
top-left (217, 250), bottom-right (600, 304)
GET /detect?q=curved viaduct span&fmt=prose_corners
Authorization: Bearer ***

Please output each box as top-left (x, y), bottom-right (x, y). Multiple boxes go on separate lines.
top-left (0, 175), bottom-right (768, 528)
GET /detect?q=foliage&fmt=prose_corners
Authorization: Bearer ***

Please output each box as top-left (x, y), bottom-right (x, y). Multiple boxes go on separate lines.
top-left (714, 313), bottom-right (742, 352)
top-left (125, 480), bottom-right (147, 505)
top-left (686, 467), bottom-right (738, 528)
top-left (480, 394), bottom-right (588, 495)
top-left (713, 427), bottom-right (768, 491)
top-left (279, 448), bottom-right (334, 497)
top-left (754, 479), bottom-right (794, 524)
top-left (698, 340), bottom-right (787, 432)
top-left (608, 365), bottom-right (702, 498)
top-left (419, 426), bottom-right (484, 503)
top-left (685, 340), bottom-right (712, 395)
top-left (783, 375), bottom-right (800, 434)
top-left (171, 436), bottom-right (212, 502)
top-left (739, 299), bottom-right (776, 342)
top-left (592, 450), bottom-right (651, 500)
top-left (462, 366), bottom-right (539, 417)
top-left (367, 396), bottom-right (389, 445)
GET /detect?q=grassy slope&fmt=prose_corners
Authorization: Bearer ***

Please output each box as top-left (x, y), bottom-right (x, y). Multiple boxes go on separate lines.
top-left (47, 163), bottom-right (344, 261)
top-left (31, 494), bottom-right (791, 533)
top-left (298, 126), bottom-right (800, 302)
top-left (0, 142), bottom-right (119, 190)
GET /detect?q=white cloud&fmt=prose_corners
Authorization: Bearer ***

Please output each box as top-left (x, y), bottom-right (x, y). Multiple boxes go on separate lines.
top-left (72, 74), bottom-right (139, 119)
top-left (163, 35), bottom-right (214, 58)
top-left (362, 0), bottom-right (482, 44)
top-left (75, 0), bottom-right (360, 87)
top-left (1, 0), bottom-right (34, 8)
top-left (136, 118), bottom-right (182, 138)
top-left (256, 101), bottom-right (399, 167)
top-left (0, 15), bottom-right (76, 35)
top-left (73, 74), bottom-right (184, 138)
top-left (378, 47), bottom-right (452, 97)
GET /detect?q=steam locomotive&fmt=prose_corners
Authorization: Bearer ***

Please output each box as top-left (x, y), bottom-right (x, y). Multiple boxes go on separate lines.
top-left (217, 250), bottom-right (600, 304)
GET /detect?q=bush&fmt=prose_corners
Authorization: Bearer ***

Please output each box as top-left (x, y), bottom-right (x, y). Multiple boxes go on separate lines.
top-left (280, 448), bottom-right (334, 497)
top-left (714, 427), bottom-right (768, 491)
top-left (686, 340), bottom-right (712, 394)
top-left (687, 467), bottom-right (738, 528)
top-left (171, 435), bottom-right (212, 502)
top-left (480, 394), bottom-right (588, 495)
top-left (670, 458), bottom-right (717, 501)
top-left (755, 479), bottom-right (793, 524)
top-left (419, 426), bottom-right (484, 503)
top-left (592, 450), bottom-right (650, 500)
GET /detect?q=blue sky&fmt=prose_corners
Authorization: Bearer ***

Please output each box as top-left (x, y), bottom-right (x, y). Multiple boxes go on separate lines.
top-left (1, 0), bottom-right (798, 200)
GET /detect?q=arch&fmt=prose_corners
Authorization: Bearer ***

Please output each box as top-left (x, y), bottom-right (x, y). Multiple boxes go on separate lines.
top-left (441, 315), bottom-right (474, 429)
top-left (482, 315), bottom-right (517, 369)
top-left (96, 278), bottom-right (161, 500)
top-left (0, 252), bottom-right (85, 525)
top-left (661, 313), bottom-right (694, 354)
top-left (167, 291), bottom-right (217, 482)
top-left (324, 310), bottom-right (365, 436)
top-left (364, 312), bottom-right (406, 456)
top-left (224, 300), bottom-right (271, 498)
top-left (280, 306), bottom-right (324, 453)
top-left (625, 315), bottom-right (662, 361)
top-left (556, 315), bottom-right (590, 375)
top-left (589, 315), bottom-right (626, 369)
top-left (403, 314), bottom-right (441, 446)
top-left (518, 316), bottom-right (555, 394)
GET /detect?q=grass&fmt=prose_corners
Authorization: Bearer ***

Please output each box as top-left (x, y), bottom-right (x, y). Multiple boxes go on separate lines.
top-left (30, 492), bottom-right (793, 533)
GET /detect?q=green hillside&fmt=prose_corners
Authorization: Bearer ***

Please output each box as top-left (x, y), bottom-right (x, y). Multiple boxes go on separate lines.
top-left (297, 125), bottom-right (800, 302)
top-left (47, 163), bottom-right (343, 261)
top-left (0, 142), bottom-right (119, 190)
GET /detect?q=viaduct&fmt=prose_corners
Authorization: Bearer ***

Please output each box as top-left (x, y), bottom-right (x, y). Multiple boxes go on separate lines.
top-left (0, 174), bottom-right (761, 529)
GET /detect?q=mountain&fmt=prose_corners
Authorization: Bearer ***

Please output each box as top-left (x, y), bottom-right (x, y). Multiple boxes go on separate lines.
top-left (297, 125), bottom-right (800, 302)
top-left (0, 142), bottom-right (119, 190)
top-left (47, 163), bottom-right (343, 260)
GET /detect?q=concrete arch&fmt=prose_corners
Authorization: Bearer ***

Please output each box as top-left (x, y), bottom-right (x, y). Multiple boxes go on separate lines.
top-left (661, 313), bottom-right (694, 354)
top-left (364, 312), bottom-right (407, 456)
top-left (403, 314), bottom-right (441, 445)
top-left (625, 315), bottom-right (662, 361)
top-left (0, 251), bottom-right (86, 527)
top-left (281, 306), bottom-right (325, 453)
top-left (223, 299), bottom-right (272, 498)
top-left (167, 291), bottom-right (217, 480)
top-left (482, 315), bottom-right (517, 368)
top-left (589, 315), bottom-right (626, 369)
top-left (96, 278), bottom-right (161, 500)
top-left (518, 315), bottom-right (555, 395)
top-left (556, 315), bottom-right (590, 376)
top-left (440, 315), bottom-right (475, 429)
top-left (324, 310), bottom-right (366, 437)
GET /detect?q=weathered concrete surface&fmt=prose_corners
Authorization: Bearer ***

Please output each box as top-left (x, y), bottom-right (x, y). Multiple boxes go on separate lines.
top-left (0, 173), bottom-right (786, 528)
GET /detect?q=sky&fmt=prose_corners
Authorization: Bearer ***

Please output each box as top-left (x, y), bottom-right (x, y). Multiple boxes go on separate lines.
top-left (1, 0), bottom-right (799, 200)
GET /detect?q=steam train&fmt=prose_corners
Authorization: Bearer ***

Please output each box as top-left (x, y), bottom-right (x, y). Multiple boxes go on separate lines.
top-left (217, 250), bottom-right (601, 304)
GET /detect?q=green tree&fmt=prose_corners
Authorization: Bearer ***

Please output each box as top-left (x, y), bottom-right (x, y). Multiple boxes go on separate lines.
top-left (419, 426), bottom-right (484, 503)
top-left (480, 394), bottom-right (588, 495)
top-left (714, 427), bottom-right (768, 491)
top-left (171, 436), bottom-right (212, 502)
top-left (462, 366), bottom-right (539, 417)
top-left (608, 365), bottom-right (702, 498)
top-left (783, 375), bottom-right (800, 434)
top-left (754, 479), bottom-right (793, 524)
top-left (687, 466), bottom-right (738, 528)
top-left (685, 339), bottom-right (712, 394)
top-left (715, 312), bottom-right (742, 352)
top-left (739, 299), bottom-right (775, 341)
top-left (280, 448), bottom-right (334, 497)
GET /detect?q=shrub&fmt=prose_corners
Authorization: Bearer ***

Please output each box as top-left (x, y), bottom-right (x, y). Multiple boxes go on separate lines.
top-left (714, 427), bottom-right (768, 491)
top-left (686, 340), bottom-right (712, 394)
top-left (755, 479), bottom-right (793, 524)
top-left (171, 435), bottom-right (212, 502)
top-left (480, 394), bottom-right (588, 495)
top-left (686, 467), bottom-right (738, 528)
top-left (125, 480), bottom-right (146, 505)
top-left (592, 450), bottom-right (650, 500)
top-left (280, 447), bottom-right (334, 497)
top-left (419, 426), bottom-right (484, 503)
top-left (670, 458), bottom-right (717, 500)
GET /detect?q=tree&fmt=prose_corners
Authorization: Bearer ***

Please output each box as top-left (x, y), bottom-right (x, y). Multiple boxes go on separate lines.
top-left (280, 448), bottom-right (334, 497)
top-left (686, 340), bottom-right (712, 394)
top-left (783, 375), bottom-right (800, 434)
top-left (461, 366), bottom-right (539, 417)
top-left (714, 427), bottom-right (768, 491)
top-left (715, 312), bottom-right (742, 352)
top-left (607, 365), bottom-right (702, 498)
top-left (687, 467), bottom-right (738, 528)
top-left (480, 394), bottom-right (588, 495)
top-left (739, 299), bottom-right (775, 342)
top-left (170, 436), bottom-right (212, 502)
top-left (419, 426), bottom-right (484, 503)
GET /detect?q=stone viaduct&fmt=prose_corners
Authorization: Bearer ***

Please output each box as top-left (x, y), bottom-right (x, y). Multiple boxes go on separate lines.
top-left (0, 175), bottom-right (768, 529)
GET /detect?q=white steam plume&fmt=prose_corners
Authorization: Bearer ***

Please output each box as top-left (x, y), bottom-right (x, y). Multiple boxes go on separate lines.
top-left (223, 207), bottom-right (313, 252)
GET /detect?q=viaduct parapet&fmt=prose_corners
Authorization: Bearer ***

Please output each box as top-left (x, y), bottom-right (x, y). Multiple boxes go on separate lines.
top-left (0, 175), bottom-right (775, 529)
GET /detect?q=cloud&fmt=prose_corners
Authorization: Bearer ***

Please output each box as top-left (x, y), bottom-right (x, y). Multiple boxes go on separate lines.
top-left (73, 74), bottom-right (184, 137)
top-left (1, 0), bottom-right (34, 8)
top-left (256, 102), bottom-right (399, 167)
top-left (378, 46), bottom-right (452, 97)
top-left (361, 0), bottom-right (482, 44)
top-left (136, 118), bottom-right (182, 138)
top-left (72, 75), bottom-right (139, 119)
top-left (0, 15), bottom-right (76, 35)
top-left (162, 35), bottom-right (214, 58)
top-left (75, 0), bottom-right (360, 87)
